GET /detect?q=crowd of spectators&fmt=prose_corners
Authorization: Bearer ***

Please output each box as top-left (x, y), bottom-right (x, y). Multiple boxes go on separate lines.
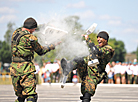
top-left (104, 61), bottom-right (138, 84)
top-left (34, 59), bottom-right (81, 84)
top-left (34, 60), bottom-right (138, 84)
top-left (1, 60), bottom-right (138, 85)
top-left (35, 59), bottom-right (62, 84)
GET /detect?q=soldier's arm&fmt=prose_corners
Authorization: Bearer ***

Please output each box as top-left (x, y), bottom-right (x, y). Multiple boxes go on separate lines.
top-left (83, 35), bottom-right (114, 61)
top-left (82, 35), bottom-right (97, 53)
top-left (82, 35), bottom-right (93, 44)
top-left (97, 46), bottom-right (114, 62)
top-left (30, 35), bottom-right (55, 56)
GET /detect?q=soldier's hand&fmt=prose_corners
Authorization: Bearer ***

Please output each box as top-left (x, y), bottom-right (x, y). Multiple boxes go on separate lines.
top-left (81, 34), bottom-right (85, 37)
top-left (82, 34), bottom-right (89, 40)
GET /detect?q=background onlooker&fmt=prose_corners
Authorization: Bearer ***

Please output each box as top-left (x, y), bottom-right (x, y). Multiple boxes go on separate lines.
top-left (120, 62), bottom-right (127, 84)
top-left (41, 62), bottom-right (46, 83)
top-left (126, 62), bottom-right (133, 84)
top-left (34, 62), bottom-right (40, 84)
top-left (105, 62), bottom-right (111, 83)
top-left (72, 69), bottom-right (78, 85)
top-left (132, 62), bottom-right (138, 84)
top-left (107, 64), bottom-right (114, 84)
top-left (45, 61), bottom-right (53, 82)
top-left (44, 69), bottom-right (51, 83)
top-left (114, 61), bottom-right (121, 84)
top-left (52, 60), bottom-right (60, 83)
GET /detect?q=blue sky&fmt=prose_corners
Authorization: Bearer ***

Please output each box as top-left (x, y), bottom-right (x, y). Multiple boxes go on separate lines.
top-left (0, 0), bottom-right (138, 53)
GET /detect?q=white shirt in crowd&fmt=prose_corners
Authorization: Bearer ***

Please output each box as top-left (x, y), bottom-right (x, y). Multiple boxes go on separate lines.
top-left (126, 64), bottom-right (133, 75)
top-left (105, 63), bottom-right (110, 73)
top-left (34, 64), bottom-right (40, 74)
top-left (51, 63), bottom-right (59, 73)
top-left (114, 63), bottom-right (122, 74)
top-left (120, 64), bottom-right (127, 74)
top-left (131, 65), bottom-right (138, 75)
top-left (42, 67), bottom-right (46, 74)
top-left (45, 63), bottom-right (53, 73)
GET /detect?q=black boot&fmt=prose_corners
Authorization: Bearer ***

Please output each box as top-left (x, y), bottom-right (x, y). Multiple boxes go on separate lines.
top-left (61, 58), bottom-right (78, 76)
top-left (60, 57), bottom-right (85, 88)
top-left (15, 97), bottom-right (25, 102)
top-left (26, 94), bottom-right (38, 102)
top-left (80, 92), bottom-right (91, 102)
top-left (61, 57), bottom-right (84, 76)
top-left (61, 58), bottom-right (71, 76)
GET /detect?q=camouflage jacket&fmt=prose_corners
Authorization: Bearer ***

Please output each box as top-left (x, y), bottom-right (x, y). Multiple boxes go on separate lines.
top-left (85, 37), bottom-right (115, 74)
top-left (10, 27), bottom-right (55, 76)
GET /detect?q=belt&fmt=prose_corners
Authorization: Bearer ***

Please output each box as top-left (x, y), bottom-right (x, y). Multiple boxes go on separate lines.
top-left (12, 56), bottom-right (32, 62)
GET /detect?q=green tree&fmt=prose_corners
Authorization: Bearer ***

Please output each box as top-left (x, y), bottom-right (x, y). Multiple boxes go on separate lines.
top-left (136, 46), bottom-right (138, 61)
top-left (108, 38), bottom-right (126, 62)
top-left (4, 22), bottom-right (15, 45)
top-left (64, 16), bottom-right (83, 31)
top-left (88, 32), bottom-right (98, 44)
top-left (0, 22), bottom-right (15, 65)
top-left (0, 41), bottom-right (11, 63)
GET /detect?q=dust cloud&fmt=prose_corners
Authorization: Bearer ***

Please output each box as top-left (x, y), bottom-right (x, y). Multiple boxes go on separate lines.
top-left (35, 18), bottom-right (90, 60)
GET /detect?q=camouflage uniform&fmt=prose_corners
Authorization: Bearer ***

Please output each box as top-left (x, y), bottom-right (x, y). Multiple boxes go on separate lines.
top-left (10, 27), bottom-right (55, 102)
top-left (72, 38), bottom-right (114, 96)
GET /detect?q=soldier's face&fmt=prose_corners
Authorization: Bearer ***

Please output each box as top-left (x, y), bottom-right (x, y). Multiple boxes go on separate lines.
top-left (97, 37), bottom-right (107, 47)
top-left (30, 28), bottom-right (36, 33)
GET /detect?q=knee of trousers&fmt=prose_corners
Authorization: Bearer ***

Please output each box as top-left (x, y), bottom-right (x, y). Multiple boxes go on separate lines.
top-left (81, 80), bottom-right (97, 96)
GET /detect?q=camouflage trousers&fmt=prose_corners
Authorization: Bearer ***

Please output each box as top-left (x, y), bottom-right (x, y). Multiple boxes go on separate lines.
top-left (11, 72), bottom-right (37, 101)
top-left (77, 66), bottom-right (100, 96)
top-left (73, 57), bottom-right (103, 96)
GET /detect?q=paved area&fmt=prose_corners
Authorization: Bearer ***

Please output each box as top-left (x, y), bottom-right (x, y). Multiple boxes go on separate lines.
top-left (0, 83), bottom-right (138, 102)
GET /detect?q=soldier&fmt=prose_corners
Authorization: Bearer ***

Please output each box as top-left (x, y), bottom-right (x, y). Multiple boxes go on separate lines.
top-left (10, 17), bottom-right (59, 102)
top-left (61, 31), bottom-right (114, 102)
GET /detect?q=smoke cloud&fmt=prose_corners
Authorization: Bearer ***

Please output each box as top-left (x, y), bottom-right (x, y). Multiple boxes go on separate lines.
top-left (35, 17), bottom-right (89, 60)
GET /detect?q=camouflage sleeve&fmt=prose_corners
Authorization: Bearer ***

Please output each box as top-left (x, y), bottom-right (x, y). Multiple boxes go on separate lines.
top-left (85, 36), bottom-right (114, 61)
top-left (97, 45), bottom-right (114, 63)
top-left (29, 35), bottom-right (55, 56)
top-left (84, 36), bottom-right (114, 62)
top-left (96, 45), bottom-right (115, 72)
top-left (85, 37), bottom-right (93, 44)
